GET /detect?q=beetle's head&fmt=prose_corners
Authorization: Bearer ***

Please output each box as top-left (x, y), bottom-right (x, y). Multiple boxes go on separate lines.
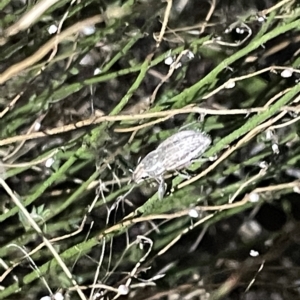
top-left (132, 164), bottom-right (150, 183)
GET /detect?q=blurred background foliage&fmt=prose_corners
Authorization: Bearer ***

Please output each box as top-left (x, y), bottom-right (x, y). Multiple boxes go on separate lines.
top-left (0, 0), bottom-right (300, 299)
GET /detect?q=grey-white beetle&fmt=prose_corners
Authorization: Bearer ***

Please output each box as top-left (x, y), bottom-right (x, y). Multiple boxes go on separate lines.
top-left (132, 130), bottom-right (211, 199)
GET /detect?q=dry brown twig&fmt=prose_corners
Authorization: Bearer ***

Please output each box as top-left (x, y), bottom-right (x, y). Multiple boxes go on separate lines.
top-left (260, 0), bottom-right (295, 16)
top-left (0, 7), bottom-right (130, 85)
top-left (0, 92), bottom-right (24, 119)
top-left (0, 15), bottom-right (104, 84)
top-left (3, 114), bottom-right (47, 162)
top-left (154, 0), bottom-right (173, 47)
top-left (1, 0), bottom-right (60, 41)
top-left (2, 102), bottom-right (298, 147)
top-left (199, 0), bottom-right (216, 34)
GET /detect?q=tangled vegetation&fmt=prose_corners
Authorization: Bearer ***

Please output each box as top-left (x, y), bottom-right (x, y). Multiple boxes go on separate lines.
top-left (0, 0), bottom-right (300, 299)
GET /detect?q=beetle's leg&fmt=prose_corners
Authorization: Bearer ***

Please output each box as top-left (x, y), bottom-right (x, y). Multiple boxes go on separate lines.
top-left (192, 155), bottom-right (217, 164)
top-left (156, 176), bottom-right (166, 200)
top-left (174, 157), bottom-right (213, 175)
top-left (175, 169), bottom-right (191, 180)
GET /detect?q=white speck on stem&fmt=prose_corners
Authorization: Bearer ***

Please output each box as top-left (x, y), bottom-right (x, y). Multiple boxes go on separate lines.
top-left (189, 209), bottom-right (199, 218)
top-left (272, 143), bottom-right (279, 154)
top-left (281, 69), bottom-right (293, 78)
top-left (236, 27), bottom-right (245, 34)
top-left (81, 25), bottom-right (95, 36)
top-left (249, 192), bottom-right (259, 203)
top-left (257, 14), bottom-right (266, 22)
top-left (34, 121), bottom-right (41, 131)
top-left (265, 129), bottom-right (273, 140)
top-left (45, 157), bottom-right (55, 168)
top-left (94, 68), bottom-right (101, 75)
top-left (249, 249), bottom-right (259, 257)
top-left (118, 285), bottom-right (129, 295)
top-left (259, 161), bottom-right (268, 169)
top-left (224, 80), bottom-right (235, 89)
top-left (293, 186), bottom-right (300, 194)
top-left (173, 61), bottom-right (182, 69)
top-left (48, 24), bottom-right (57, 34)
top-left (54, 292), bottom-right (64, 300)
top-left (80, 54), bottom-right (93, 65)
top-left (164, 56), bottom-right (174, 65)
top-left (186, 50), bottom-right (194, 60)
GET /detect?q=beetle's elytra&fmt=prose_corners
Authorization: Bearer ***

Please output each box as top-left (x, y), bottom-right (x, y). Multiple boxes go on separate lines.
top-left (132, 130), bottom-right (211, 199)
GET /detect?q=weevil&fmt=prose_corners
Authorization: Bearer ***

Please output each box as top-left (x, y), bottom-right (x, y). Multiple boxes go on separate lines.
top-left (132, 130), bottom-right (211, 199)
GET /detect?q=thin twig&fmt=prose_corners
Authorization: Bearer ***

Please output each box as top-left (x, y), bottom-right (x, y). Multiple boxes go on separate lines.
top-left (155, 0), bottom-right (173, 47)
top-left (0, 178), bottom-right (87, 300)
